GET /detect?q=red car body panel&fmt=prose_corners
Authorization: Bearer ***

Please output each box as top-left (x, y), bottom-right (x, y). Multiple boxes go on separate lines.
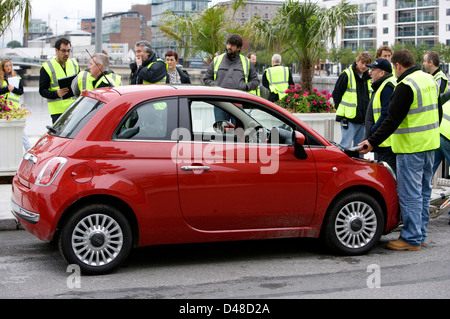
top-left (11, 85), bottom-right (399, 248)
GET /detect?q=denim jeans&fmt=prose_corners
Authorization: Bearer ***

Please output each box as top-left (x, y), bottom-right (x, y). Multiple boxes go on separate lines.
top-left (340, 121), bottom-right (365, 149)
top-left (432, 135), bottom-right (450, 174)
top-left (396, 151), bottom-right (434, 246)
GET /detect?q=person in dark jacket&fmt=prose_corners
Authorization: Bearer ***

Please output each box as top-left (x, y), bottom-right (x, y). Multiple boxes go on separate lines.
top-left (165, 50), bottom-right (190, 84)
top-left (332, 51), bottom-right (372, 149)
top-left (130, 40), bottom-right (167, 85)
top-left (364, 58), bottom-right (397, 171)
top-left (359, 49), bottom-right (442, 251)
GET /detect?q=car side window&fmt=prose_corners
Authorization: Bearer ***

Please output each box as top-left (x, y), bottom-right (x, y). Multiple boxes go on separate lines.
top-left (116, 98), bottom-right (177, 140)
top-left (188, 98), bottom-right (296, 145)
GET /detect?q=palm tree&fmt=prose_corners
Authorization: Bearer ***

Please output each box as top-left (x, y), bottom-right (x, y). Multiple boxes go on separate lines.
top-left (248, 0), bottom-right (358, 93)
top-left (0, 0), bottom-right (31, 36)
top-left (158, 0), bottom-right (246, 64)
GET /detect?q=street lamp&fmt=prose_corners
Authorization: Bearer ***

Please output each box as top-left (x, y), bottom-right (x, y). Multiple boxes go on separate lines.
top-left (95, 0), bottom-right (102, 53)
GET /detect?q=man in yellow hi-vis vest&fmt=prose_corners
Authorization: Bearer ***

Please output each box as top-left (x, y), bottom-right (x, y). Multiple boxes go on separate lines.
top-left (364, 58), bottom-right (397, 172)
top-left (204, 34), bottom-right (259, 92)
top-left (332, 51), bottom-right (373, 149)
top-left (262, 54), bottom-right (294, 102)
top-left (423, 51), bottom-right (449, 94)
top-left (360, 50), bottom-right (442, 251)
top-left (130, 40), bottom-right (167, 85)
top-left (39, 38), bottom-right (80, 123)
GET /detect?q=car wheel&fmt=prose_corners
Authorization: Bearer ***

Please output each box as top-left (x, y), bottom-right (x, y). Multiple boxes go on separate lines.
top-left (58, 204), bottom-right (133, 275)
top-left (322, 192), bottom-right (384, 255)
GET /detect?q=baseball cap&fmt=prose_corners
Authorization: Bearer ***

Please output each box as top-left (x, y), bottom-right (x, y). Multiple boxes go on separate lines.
top-left (366, 58), bottom-right (392, 73)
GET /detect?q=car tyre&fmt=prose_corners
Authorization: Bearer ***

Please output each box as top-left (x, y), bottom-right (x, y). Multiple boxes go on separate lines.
top-left (322, 192), bottom-right (384, 255)
top-left (58, 204), bottom-right (133, 275)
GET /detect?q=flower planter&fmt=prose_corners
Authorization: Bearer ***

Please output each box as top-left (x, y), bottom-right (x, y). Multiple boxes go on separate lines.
top-left (0, 119), bottom-right (25, 176)
top-left (294, 113), bottom-right (341, 143)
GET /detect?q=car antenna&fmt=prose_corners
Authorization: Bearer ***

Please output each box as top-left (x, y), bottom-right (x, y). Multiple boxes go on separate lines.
top-left (85, 49), bottom-right (113, 87)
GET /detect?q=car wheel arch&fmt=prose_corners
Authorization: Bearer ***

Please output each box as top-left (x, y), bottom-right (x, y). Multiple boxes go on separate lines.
top-left (54, 194), bottom-right (139, 248)
top-left (319, 186), bottom-right (388, 255)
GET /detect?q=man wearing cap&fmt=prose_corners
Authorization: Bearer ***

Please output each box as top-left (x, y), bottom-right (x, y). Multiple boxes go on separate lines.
top-left (359, 49), bottom-right (442, 251)
top-left (364, 58), bottom-right (397, 172)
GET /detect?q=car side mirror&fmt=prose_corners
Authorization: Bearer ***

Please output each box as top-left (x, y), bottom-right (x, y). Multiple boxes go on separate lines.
top-left (294, 130), bottom-right (308, 159)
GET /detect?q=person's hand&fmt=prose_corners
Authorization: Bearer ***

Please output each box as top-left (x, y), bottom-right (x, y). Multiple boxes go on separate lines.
top-left (136, 56), bottom-right (142, 67)
top-left (57, 88), bottom-right (69, 98)
top-left (7, 84), bottom-right (14, 92)
top-left (358, 140), bottom-right (373, 154)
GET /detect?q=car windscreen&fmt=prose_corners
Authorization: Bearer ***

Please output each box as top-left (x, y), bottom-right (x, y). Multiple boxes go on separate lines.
top-left (49, 97), bottom-right (105, 138)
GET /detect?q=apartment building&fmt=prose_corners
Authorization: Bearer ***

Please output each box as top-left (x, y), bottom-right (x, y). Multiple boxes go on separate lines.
top-left (321, 0), bottom-right (450, 50)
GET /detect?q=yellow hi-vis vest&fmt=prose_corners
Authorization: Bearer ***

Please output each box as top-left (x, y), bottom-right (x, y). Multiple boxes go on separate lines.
top-left (264, 65), bottom-right (290, 99)
top-left (213, 53), bottom-right (250, 84)
top-left (372, 76), bottom-right (397, 148)
top-left (1, 76), bottom-right (21, 109)
top-left (42, 57), bottom-right (79, 115)
top-left (440, 100), bottom-right (450, 140)
top-left (336, 66), bottom-right (372, 119)
top-left (94, 73), bottom-right (122, 88)
top-left (391, 70), bottom-right (440, 154)
top-left (143, 58), bottom-right (168, 84)
top-left (434, 69), bottom-right (449, 93)
top-left (77, 70), bottom-right (96, 91)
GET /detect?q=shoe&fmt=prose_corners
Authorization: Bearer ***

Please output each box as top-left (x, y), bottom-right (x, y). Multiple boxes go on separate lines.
top-left (385, 238), bottom-right (421, 251)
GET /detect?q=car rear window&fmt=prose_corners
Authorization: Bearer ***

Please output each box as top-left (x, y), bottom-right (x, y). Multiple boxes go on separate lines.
top-left (49, 97), bottom-right (104, 138)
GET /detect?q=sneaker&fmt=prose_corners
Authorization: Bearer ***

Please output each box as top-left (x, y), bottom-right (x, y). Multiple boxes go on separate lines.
top-left (385, 238), bottom-right (421, 251)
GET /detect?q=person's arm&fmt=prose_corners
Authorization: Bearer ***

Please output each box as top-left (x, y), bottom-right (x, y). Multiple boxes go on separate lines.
top-left (332, 72), bottom-right (348, 108)
top-left (136, 60), bottom-right (167, 83)
top-left (245, 63), bottom-right (260, 91)
top-left (39, 67), bottom-right (58, 100)
top-left (367, 83), bottom-right (413, 147)
top-left (11, 78), bottom-right (24, 96)
top-left (203, 60), bottom-right (216, 86)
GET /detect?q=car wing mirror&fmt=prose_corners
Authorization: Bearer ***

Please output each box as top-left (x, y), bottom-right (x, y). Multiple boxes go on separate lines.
top-left (293, 130), bottom-right (308, 159)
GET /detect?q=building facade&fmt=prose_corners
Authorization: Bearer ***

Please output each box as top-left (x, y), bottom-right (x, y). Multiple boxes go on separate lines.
top-left (321, 0), bottom-right (450, 50)
top-left (150, 0), bottom-right (211, 57)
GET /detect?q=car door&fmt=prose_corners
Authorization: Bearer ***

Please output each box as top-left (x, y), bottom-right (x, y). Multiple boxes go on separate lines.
top-left (175, 97), bottom-right (318, 231)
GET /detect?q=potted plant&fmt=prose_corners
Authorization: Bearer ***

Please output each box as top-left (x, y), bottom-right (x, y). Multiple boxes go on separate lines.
top-left (276, 85), bottom-right (340, 141)
top-left (0, 95), bottom-right (31, 176)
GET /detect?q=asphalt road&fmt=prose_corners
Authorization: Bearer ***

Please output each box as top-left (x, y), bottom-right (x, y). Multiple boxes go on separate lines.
top-left (1, 214), bottom-right (449, 302)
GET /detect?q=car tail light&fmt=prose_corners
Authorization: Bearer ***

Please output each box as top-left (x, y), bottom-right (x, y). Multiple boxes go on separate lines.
top-left (35, 157), bottom-right (67, 186)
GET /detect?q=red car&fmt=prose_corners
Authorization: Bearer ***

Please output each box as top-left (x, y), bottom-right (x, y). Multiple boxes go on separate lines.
top-left (11, 85), bottom-right (399, 274)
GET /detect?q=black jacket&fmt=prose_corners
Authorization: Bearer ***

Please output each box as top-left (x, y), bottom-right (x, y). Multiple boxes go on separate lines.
top-left (368, 66), bottom-right (443, 148)
top-left (166, 67), bottom-right (191, 84)
top-left (333, 62), bottom-right (371, 124)
top-left (130, 52), bottom-right (167, 84)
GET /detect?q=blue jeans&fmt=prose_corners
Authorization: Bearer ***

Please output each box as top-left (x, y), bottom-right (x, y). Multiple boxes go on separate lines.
top-left (396, 151), bottom-right (434, 246)
top-left (340, 121), bottom-right (365, 149)
top-left (432, 135), bottom-right (450, 174)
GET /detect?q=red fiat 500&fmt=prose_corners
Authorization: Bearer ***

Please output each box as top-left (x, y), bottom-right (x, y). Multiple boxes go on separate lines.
top-left (11, 85), bottom-right (399, 274)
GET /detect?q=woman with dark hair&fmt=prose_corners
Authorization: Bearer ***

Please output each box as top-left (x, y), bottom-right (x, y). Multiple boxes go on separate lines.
top-left (165, 50), bottom-right (190, 84)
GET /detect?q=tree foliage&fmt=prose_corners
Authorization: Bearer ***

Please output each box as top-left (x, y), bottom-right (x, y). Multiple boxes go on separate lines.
top-left (247, 0), bottom-right (358, 92)
top-left (0, 0), bottom-right (31, 36)
top-left (158, 0), bottom-right (246, 64)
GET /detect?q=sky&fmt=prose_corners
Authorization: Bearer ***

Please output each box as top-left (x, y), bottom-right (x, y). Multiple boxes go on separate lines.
top-left (0, 0), bottom-right (276, 47)
top-left (0, 0), bottom-right (151, 46)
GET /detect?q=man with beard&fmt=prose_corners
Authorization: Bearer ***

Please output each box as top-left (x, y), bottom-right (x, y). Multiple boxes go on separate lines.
top-left (204, 34), bottom-right (259, 92)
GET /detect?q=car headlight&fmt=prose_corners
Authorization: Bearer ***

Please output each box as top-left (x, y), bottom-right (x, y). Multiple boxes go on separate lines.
top-left (35, 157), bottom-right (67, 186)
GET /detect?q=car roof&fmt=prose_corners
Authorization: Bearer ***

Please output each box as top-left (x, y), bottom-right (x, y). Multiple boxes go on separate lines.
top-left (85, 84), bottom-right (258, 102)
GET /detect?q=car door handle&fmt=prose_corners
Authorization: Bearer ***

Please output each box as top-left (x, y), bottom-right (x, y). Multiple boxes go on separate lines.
top-left (181, 166), bottom-right (211, 171)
